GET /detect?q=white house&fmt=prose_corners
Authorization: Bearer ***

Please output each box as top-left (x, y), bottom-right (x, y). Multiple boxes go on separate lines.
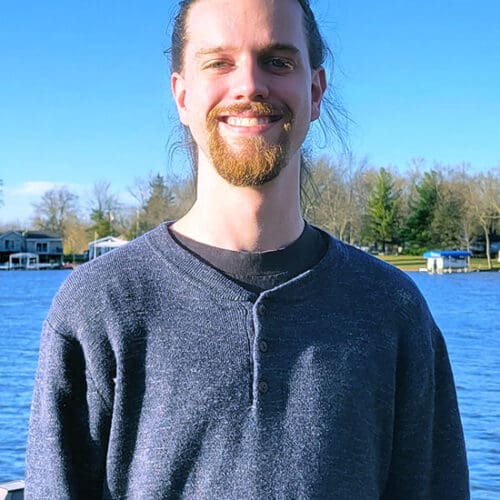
top-left (423, 250), bottom-right (471, 273)
top-left (88, 236), bottom-right (128, 260)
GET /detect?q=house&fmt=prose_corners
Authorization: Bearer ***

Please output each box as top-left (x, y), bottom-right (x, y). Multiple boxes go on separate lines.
top-left (23, 231), bottom-right (64, 265)
top-left (0, 230), bottom-right (64, 269)
top-left (88, 236), bottom-right (128, 260)
top-left (423, 250), bottom-right (471, 274)
top-left (0, 231), bottom-right (24, 261)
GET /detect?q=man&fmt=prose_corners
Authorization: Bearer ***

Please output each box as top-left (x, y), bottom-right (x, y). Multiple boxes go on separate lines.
top-left (26, 0), bottom-right (469, 498)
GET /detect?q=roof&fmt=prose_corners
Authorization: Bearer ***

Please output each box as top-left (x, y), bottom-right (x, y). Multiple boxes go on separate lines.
top-left (0, 230), bottom-right (23, 239)
top-left (23, 231), bottom-right (62, 239)
top-left (89, 236), bottom-right (128, 248)
top-left (423, 250), bottom-right (471, 258)
top-left (0, 230), bottom-right (62, 239)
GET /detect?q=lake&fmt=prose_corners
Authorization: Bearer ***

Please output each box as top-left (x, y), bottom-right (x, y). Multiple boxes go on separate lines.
top-left (0, 269), bottom-right (498, 497)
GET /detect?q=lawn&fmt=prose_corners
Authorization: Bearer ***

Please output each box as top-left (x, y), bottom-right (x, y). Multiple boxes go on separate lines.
top-left (377, 254), bottom-right (500, 272)
top-left (377, 255), bottom-right (426, 271)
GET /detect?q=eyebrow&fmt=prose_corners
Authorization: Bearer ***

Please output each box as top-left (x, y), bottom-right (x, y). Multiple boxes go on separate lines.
top-left (195, 43), bottom-right (300, 59)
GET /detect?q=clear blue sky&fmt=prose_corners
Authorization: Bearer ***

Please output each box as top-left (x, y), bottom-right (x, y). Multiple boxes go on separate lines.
top-left (1, 0), bottom-right (499, 224)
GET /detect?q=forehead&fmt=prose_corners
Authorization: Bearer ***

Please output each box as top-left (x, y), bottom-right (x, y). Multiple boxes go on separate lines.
top-left (183, 0), bottom-right (307, 58)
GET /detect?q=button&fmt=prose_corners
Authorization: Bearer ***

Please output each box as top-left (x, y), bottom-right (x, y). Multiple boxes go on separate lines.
top-left (258, 381), bottom-right (269, 394)
top-left (259, 340), bottom-right (268, 353)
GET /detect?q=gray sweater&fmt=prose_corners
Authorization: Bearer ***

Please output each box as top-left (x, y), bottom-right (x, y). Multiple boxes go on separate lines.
top-left (25, 224), bottom-right (469, 499)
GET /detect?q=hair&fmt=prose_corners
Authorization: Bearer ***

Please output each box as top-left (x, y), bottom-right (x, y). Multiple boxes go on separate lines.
top-left (167, 0), bottom-right (348, 182)
top-left (171, 0), bottom-right (327, 73)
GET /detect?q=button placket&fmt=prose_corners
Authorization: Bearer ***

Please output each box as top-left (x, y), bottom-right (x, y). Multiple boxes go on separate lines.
top-left (253, 299), bottom-right (273, 402)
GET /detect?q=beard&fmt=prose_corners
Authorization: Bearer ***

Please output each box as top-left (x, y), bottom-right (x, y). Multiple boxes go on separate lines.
top-left (206, 102), bottom-right (293, 187)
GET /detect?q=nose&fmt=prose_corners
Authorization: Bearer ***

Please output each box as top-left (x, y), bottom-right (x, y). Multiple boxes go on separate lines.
top-left (230, 57), bottom-right (269, 101)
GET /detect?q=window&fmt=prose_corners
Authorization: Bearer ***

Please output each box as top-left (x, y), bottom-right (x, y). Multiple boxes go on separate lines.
top-left (36, 242), bottom-right (48, 253)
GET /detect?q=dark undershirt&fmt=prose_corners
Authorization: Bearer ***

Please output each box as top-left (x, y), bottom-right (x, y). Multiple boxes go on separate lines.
top-left (169, 222), bottom-right (328, 293)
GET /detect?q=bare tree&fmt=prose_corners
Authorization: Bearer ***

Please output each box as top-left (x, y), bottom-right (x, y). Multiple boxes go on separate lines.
top-left (466, 170), bottom-right (500, 268)
top-left (63, 214), bottom-right (89, 256)
top-left (302, 154), bottom-right (371, 244)
top-left (31, 186), bottom-right (80, 239)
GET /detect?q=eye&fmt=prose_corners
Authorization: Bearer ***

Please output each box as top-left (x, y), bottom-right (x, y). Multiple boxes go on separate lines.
top-left (264, 57), bottom-right (295, 73)
top-left (202, 59), bottom-right (233, 72)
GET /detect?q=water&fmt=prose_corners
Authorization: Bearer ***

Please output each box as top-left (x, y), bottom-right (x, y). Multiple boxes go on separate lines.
top-left (0, 270), bottom-right (498, 497)
top-left (409, 272), bottom-right (500, 499)
top-left (0, 270), bottom-right (70, 482)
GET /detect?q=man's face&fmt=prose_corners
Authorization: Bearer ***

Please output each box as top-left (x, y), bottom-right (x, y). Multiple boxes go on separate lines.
top-left (172, 0), bottom-right (325, 186)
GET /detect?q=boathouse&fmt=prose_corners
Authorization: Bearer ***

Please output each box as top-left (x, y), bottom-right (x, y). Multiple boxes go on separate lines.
top-left (88, 236), bottom-right (128, 260)
top-left (423, 250), bottom-right (471, 273)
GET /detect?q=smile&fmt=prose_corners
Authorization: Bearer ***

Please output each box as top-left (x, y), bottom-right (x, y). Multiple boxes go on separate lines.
top-left (222, 115), bottom-right (281, 127)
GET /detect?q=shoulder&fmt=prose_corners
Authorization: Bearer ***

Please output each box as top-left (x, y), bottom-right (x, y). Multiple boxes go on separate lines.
top-left (320, 234), bottom-right (436, 336)
top-left (46, 225), bottom-right (179, 336)
top-left (324, 234), bottom-right (421, 299)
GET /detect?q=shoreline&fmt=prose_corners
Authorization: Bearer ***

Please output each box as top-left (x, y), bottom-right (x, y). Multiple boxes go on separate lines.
top-left (376, 255), bottom-right (500, 273)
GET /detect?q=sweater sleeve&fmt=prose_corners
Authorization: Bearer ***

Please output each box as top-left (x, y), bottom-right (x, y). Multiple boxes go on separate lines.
top-left (382, 319), bottom-right (469, 499)
top-left (24, 320), bottom-right (113, 499)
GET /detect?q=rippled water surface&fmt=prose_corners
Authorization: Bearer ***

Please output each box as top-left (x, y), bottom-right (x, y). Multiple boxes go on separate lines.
top-left (0, 269), bottom-right (498, 497)
top-left (409, 272), bottom-right (500, 499)
top-left (0, 271), bottom-right (70, 482)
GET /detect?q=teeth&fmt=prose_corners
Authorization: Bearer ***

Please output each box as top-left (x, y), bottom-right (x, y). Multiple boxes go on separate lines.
top-left (226, 116), bottom-right (272, 127)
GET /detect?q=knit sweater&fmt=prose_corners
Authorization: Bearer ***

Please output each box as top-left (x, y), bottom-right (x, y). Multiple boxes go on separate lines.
top-left (25, 224), bottom-right (469, 499)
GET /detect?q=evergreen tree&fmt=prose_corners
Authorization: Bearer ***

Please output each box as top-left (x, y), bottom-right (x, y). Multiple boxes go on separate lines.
top-left (403, 171), bottom-right (440, 253)
top-left (87, 180), bottom-right (121, 239)
top-left (430, 186), bottom-right (465, 249)
top-left (89, 208), bottom-right (116, 239)
top-left (366, 168), bottom-right (401, 252)
top-left (139, 174), bottom-right (175, 233)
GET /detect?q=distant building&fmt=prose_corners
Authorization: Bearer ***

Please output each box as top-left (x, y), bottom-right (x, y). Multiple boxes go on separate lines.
top-left (0, 230), bottom-right (64, 269)
top-left (423, 250), bottom-right (471, 274)
top-left (88, 236), bottom-right (128, 260)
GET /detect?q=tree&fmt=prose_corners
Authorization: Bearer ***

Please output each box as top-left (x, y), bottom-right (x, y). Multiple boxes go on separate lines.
top-left (302, 155), bottom-right (370, 244)
top-left (430, 184), bottom-right (465, 249)
top-left (141, 174), bottom-right (175, 231)
top-left (88, 180), bottom-right (122, 238)
top-left (31, 186), bottom-right (80, 239)
top-left (443, 165), bottom-right (480, 253)
top-left (466, 170), bottom-right (500, 269)
top-left (129, 173), bottom-right (195, 236)
top-left (403, 170), bottom-right (440, 254)
top-left (63, 215), bottom-right (89, 256)
top-left (302, 156), bottom-right (348, 237)
top-left (365, 168), bottom-right (401, 252)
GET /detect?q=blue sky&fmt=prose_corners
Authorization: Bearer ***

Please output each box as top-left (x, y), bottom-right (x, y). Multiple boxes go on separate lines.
top-left (1, 0), bottom-right (499, 224)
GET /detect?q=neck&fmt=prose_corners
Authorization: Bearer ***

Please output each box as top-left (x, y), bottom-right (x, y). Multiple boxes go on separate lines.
top-left (171, 152), bottom-right (304, 252)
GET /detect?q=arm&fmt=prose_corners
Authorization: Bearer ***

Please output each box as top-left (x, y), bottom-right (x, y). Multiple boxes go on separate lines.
top-left (383, 321), bottom-right (469, 499)
top-left (25, 321), bottom-right (112, 499)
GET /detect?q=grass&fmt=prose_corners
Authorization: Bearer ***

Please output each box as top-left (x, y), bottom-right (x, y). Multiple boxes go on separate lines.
top-left (377, 254), bottom-right (500, 272)
top-left (468, 257), bottom-right (500, 272)
top-left (377, 255), bottom-right (426, 271)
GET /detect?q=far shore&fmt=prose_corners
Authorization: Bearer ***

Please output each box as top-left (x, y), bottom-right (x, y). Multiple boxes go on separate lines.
top-left (377, 255), bottom-right (500, 273)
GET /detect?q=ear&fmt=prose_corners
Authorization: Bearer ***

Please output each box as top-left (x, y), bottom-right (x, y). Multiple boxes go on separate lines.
top-left (171, 72), bottom-right (189, 126)
top-left (310, 66), bottom-right (327, 122)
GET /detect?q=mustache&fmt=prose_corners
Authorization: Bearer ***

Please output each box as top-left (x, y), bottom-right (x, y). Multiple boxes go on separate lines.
top-left (207, 102), bottom-right (293, 121)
